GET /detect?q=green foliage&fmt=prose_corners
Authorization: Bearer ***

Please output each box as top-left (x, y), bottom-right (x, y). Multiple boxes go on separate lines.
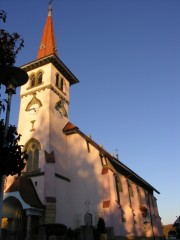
top-left (0, 10), bottom-right (24, 66)
top-left (0, 119), bottom-right (28, 176)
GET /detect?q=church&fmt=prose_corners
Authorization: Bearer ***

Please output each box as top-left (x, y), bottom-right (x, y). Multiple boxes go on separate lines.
top-left (2, 3), bottom-right (163, 240)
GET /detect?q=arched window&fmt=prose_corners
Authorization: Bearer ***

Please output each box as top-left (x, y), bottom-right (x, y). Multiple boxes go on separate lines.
top-left (114, 175), bottom-right (123, 205)
top-left (127, 180), bottom-right (133, 198)
top-left (55, 74), bottom-right (65, 94)
top-left (29, 71), bottom-right (43, 88)
top-left (25, 139), bottom-right (41, 172)
top-left (55, 73), bottom-right (60, 88)
top-left (137, 186), bottom-right (143, 205)
top-left (31, 75), bottom-right (35, 87)
top-left (60, 78), bottom-right (64, 92)
top-left (37, 72), bottom-right (43, 85)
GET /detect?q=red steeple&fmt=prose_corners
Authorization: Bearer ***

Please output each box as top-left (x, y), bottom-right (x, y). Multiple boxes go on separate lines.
top-left (37, 2), bottom-right (58, 59)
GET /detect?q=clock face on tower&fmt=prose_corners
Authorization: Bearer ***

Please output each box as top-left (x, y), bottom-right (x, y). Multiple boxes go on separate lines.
top-left (55, 98), bottom-right (68, 118)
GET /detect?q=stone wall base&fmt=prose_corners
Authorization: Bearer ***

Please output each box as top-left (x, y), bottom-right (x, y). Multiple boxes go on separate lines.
top-left (44, 202), bottom-right (56, 224)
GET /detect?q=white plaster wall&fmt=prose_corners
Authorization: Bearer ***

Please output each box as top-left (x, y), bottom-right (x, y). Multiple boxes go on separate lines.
top-left (55, 133), bottom-right (113, 229)
top-left (18, 88), bottom-right (50, 172)
top-left (53, 129), bottom-right (162, 238)
top-left (21, 64), bottom-right (54, 96)
top-left (17, 62), bottom-right (71, 204)
top-left (55, 178), bottom-right (72, 226)
top-left (108, 171), bottom-right (126, 237)
top-left (31, 176), bottom-right (45, 204)
top-left (55, 132), bottom-right (142, 236)
top-left (49, 90), bottom-right (69, 176)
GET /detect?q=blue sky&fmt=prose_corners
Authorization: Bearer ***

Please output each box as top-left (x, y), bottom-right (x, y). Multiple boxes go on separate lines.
top-left (1, 0), bottom-right (180, 225)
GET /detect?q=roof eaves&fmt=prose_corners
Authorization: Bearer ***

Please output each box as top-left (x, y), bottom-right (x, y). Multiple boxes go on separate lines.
top-left (109, 158), bottom-right (160, 194)
top-left (21, 54), bottom-right (79, 85)
top-left (63, 123), bottom-right (160, 194)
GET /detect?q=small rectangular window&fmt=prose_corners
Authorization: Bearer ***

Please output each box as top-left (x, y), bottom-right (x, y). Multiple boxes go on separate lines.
top-left (86, 141), bottom-right (90, 153)
top-left (100, 154), bottom-right (107, 166)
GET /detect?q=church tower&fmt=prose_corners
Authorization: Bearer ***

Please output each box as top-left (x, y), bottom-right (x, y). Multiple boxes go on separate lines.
top-left (17, 2), bottom-right (79, 223)
top-left (3, 3), bottom-right (164, 239)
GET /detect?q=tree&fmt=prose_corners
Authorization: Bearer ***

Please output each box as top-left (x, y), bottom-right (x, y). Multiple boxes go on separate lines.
top-left (0, 10), bottom-right (28, 176)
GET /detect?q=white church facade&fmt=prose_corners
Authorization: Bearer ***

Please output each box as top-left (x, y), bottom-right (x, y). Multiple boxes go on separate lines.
top-left (2, 3), bottom-right (163, 240)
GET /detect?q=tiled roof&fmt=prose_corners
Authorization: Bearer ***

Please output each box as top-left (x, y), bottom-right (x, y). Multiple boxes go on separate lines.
top-left (63, 122), bottom-right (78, 134)
top-left (21, 54), bottom-right (79, 86)
top-left (37, 4), bottom-right (57, 59)
top-left (5, 177), bottom-right (44, 209)
top-left (21, 3), bottom-right (79, 86)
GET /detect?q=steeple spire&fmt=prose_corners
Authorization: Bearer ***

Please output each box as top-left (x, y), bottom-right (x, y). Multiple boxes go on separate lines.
top-left (37, 1), bottom-right (58, 59)
top-left (48, 0), bottom-right (52, 16)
